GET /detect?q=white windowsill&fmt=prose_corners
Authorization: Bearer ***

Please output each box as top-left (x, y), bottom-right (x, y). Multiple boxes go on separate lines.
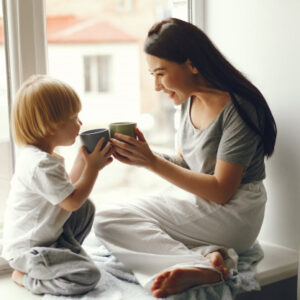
top-left (254, 241), bottom-right (298, 286)
top-left (0, 240), bottom-right (298, 300)
top-left (0, 256), bottom-right (11, 275)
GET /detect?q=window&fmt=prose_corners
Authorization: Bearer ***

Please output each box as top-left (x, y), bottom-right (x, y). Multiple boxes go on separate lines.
top-left (0, 0), bottom-right (190, 246)
top-left (84, 55), bottom-right (112, 93)
top-left (0, 0), bottom-right (13, 236)
top-left (115, 0), bottom-right (133, 13)
top-left (45, 0), bottom-right (188, 208)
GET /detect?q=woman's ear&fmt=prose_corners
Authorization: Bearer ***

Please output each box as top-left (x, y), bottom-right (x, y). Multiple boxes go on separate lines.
top-left (186, 59), bottom-right (199, 75)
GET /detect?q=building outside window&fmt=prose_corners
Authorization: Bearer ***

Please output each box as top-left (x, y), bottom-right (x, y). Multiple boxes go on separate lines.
top-left (45, 0), bottom-right (189, 209)
top-left (84, 55), bottom-right (112, 93)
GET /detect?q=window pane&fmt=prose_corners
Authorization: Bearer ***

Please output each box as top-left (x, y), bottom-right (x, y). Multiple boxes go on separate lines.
top-left (0, 7), bottom-right (13, 234)
top-left (45, 0), bottom-right (188, 208)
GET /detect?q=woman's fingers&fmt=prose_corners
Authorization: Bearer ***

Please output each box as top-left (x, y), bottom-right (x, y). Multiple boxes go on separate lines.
top-left (112, 143), bottom-right (135, 159)
top-left (113, 133), bottom-right (136, 144)
top-left (110, 138), bottom-right (138, 155)
top-left (112, 152), bottom-right (136, 165)
top-left (135, 127), bottom-right (146, 142)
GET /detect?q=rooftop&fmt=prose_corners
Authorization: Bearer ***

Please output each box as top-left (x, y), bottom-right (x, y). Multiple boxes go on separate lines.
top-left (0, 15), bottom-right (137, 44)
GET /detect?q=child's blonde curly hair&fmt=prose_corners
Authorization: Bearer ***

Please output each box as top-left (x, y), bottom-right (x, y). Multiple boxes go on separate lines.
top-left (12, 74), bottom-right (82, 146)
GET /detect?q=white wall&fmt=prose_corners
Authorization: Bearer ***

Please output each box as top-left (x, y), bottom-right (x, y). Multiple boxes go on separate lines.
top-left (204, 0), bottom-right (300, 250)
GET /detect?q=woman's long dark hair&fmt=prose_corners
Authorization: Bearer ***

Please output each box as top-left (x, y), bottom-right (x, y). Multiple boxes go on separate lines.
top-left (144, 18), bottom-right (277, 157)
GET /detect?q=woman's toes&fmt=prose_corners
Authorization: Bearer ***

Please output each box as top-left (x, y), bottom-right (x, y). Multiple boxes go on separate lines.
top-left (152, 288), bottom-right (168, 298)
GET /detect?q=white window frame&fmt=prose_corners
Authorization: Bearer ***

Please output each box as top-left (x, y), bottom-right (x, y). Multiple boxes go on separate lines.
top-left (83, 54), bottom-right (112, 93)
top-left (3, 0), bottom-right (48, 165)
top-left (0, 0), bottom-right (47, 269)
top-left (188, 0), bottom-right (205, 29)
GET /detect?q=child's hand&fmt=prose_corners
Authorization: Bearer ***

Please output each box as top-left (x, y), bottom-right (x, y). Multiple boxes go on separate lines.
top-left (82, 137), bottom-right (113, 172)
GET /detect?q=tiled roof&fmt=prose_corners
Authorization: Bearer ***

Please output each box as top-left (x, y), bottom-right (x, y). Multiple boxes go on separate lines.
top-left (0, 15), bottom-right (136, 43)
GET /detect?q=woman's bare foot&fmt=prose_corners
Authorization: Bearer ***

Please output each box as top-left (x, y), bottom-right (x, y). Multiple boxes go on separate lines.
top-left (206, 251), bottom-right (229, 280)
top-left (150, 267), bottom-right (221, 298)
top-left (12, 270), bottom-right (25, 287)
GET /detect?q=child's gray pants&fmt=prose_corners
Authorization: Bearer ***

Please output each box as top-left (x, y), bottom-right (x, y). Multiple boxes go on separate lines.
top-left (9, 200), bottom-right (101, 296)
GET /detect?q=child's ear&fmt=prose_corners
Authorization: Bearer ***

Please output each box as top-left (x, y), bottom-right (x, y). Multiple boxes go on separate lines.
top-left (186, 59), bottom-right (199, 75)
top-left (47, 127), bottom-right (56, 136)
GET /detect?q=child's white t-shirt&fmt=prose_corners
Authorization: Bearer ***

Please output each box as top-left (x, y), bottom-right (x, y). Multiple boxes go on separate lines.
top-left (2, 145), bottom-right (75, 260)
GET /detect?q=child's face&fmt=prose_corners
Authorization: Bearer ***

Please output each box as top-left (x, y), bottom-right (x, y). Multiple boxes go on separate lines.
top-left (54, 114), bottom-right (82, 147)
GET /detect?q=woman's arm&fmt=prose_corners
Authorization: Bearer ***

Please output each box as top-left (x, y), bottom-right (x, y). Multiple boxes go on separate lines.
top-left (150, 155), bottom-right (244, 204)
top-left (111, 128), bottom-right (244, 205)
top-left (154, 152), bottom-right (189, 169)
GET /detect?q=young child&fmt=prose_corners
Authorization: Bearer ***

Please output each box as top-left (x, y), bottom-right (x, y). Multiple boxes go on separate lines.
top-left (2, 75), bottom-right (113, 295)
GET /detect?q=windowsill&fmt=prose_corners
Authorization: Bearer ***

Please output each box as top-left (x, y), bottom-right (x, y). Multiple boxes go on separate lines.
top-left (254, 241), bottom-right (298, 286)
top-left (0, 256), bottom-right (11, 274)
top-left (0, 241), bottom-right (298, 284)
top-left (0, 272), bottom-right (42, 299)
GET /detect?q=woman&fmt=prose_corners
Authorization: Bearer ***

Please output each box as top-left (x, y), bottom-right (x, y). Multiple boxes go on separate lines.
top-left (94, 18), bottom-right (276, 298)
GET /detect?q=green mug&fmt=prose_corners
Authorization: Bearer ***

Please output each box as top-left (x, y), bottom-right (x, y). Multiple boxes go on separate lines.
top-left (109, 122), bottom-right (137, 139)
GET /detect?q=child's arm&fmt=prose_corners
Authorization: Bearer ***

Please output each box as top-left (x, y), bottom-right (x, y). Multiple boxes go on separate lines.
top-left (69, 147), bottom-right (86, 184)
top-left (59, 138), bottom-right (113, 211)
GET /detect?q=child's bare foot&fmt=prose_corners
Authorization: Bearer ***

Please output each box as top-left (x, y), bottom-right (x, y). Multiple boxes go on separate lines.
top-left (12, 270), bottom-right (25, 287)
top-left (150, 267), bottom-right (221, 298)
top-left (206, 251), bottom-right (229, 280)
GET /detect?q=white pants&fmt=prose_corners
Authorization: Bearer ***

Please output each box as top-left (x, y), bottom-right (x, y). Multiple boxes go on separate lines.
top-left (94, 181), bottom-right (266, 288)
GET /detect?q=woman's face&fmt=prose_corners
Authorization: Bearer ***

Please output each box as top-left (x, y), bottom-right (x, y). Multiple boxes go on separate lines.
top-left (146, 54), bottom-right (199, 106)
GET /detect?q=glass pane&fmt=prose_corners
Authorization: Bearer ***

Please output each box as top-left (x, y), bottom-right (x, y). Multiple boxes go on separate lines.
top-left (0, 5), bottom-right (13, 234)
top-left (45, 0), bottom-right (188, 208)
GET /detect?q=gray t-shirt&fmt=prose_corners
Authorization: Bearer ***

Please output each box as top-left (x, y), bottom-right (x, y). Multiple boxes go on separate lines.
top-left (178, 96), bottom-right (265, 184)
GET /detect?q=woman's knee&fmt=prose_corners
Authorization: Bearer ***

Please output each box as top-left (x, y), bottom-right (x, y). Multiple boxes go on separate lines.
top-left (94, 205), bottom-right (138, 239)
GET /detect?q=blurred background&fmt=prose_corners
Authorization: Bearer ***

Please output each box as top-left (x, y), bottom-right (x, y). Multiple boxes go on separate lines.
top-left (0, 0), bottom-right (188, 230)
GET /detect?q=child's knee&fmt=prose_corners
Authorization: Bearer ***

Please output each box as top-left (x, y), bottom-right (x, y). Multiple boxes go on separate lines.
top-left (82, 199), bottom-right (96, 216)
top-left (89, 264), bottom-right (101, 286)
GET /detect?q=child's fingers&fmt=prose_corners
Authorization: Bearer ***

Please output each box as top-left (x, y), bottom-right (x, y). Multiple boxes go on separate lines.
top-left (102, 141), bottom-right (113, 155)
top-left (105, 157), bottom-right (113, 166)
top-left (105, 145), bottom-right (114, 157)
top-left (94, 137), bottom-right (106, 152)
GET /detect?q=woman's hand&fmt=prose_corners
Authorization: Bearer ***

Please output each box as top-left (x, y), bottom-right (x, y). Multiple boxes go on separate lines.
top-left (110, 127), bottom-right (156, 169)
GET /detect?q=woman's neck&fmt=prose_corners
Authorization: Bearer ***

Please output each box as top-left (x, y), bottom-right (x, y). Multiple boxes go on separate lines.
top-left (191, 89), bottom-right (230, 107)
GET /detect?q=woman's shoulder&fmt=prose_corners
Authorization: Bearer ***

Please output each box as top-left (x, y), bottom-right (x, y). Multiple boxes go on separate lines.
top-left (222, 94), bottom-right (262, 123)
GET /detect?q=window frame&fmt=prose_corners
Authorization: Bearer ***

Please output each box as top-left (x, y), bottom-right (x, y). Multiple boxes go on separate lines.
top-left (2, 0), bottom-right (48, 168)
top-left (0, 0), bottom-right (47, 266)
top-left (83, 54), bottom-right (112, 94)
top-left (0, 0), bottom-right (200, 269)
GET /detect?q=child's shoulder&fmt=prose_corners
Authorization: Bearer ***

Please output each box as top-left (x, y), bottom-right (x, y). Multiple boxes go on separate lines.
top-left (16, 146), bottom-right (60, 175)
